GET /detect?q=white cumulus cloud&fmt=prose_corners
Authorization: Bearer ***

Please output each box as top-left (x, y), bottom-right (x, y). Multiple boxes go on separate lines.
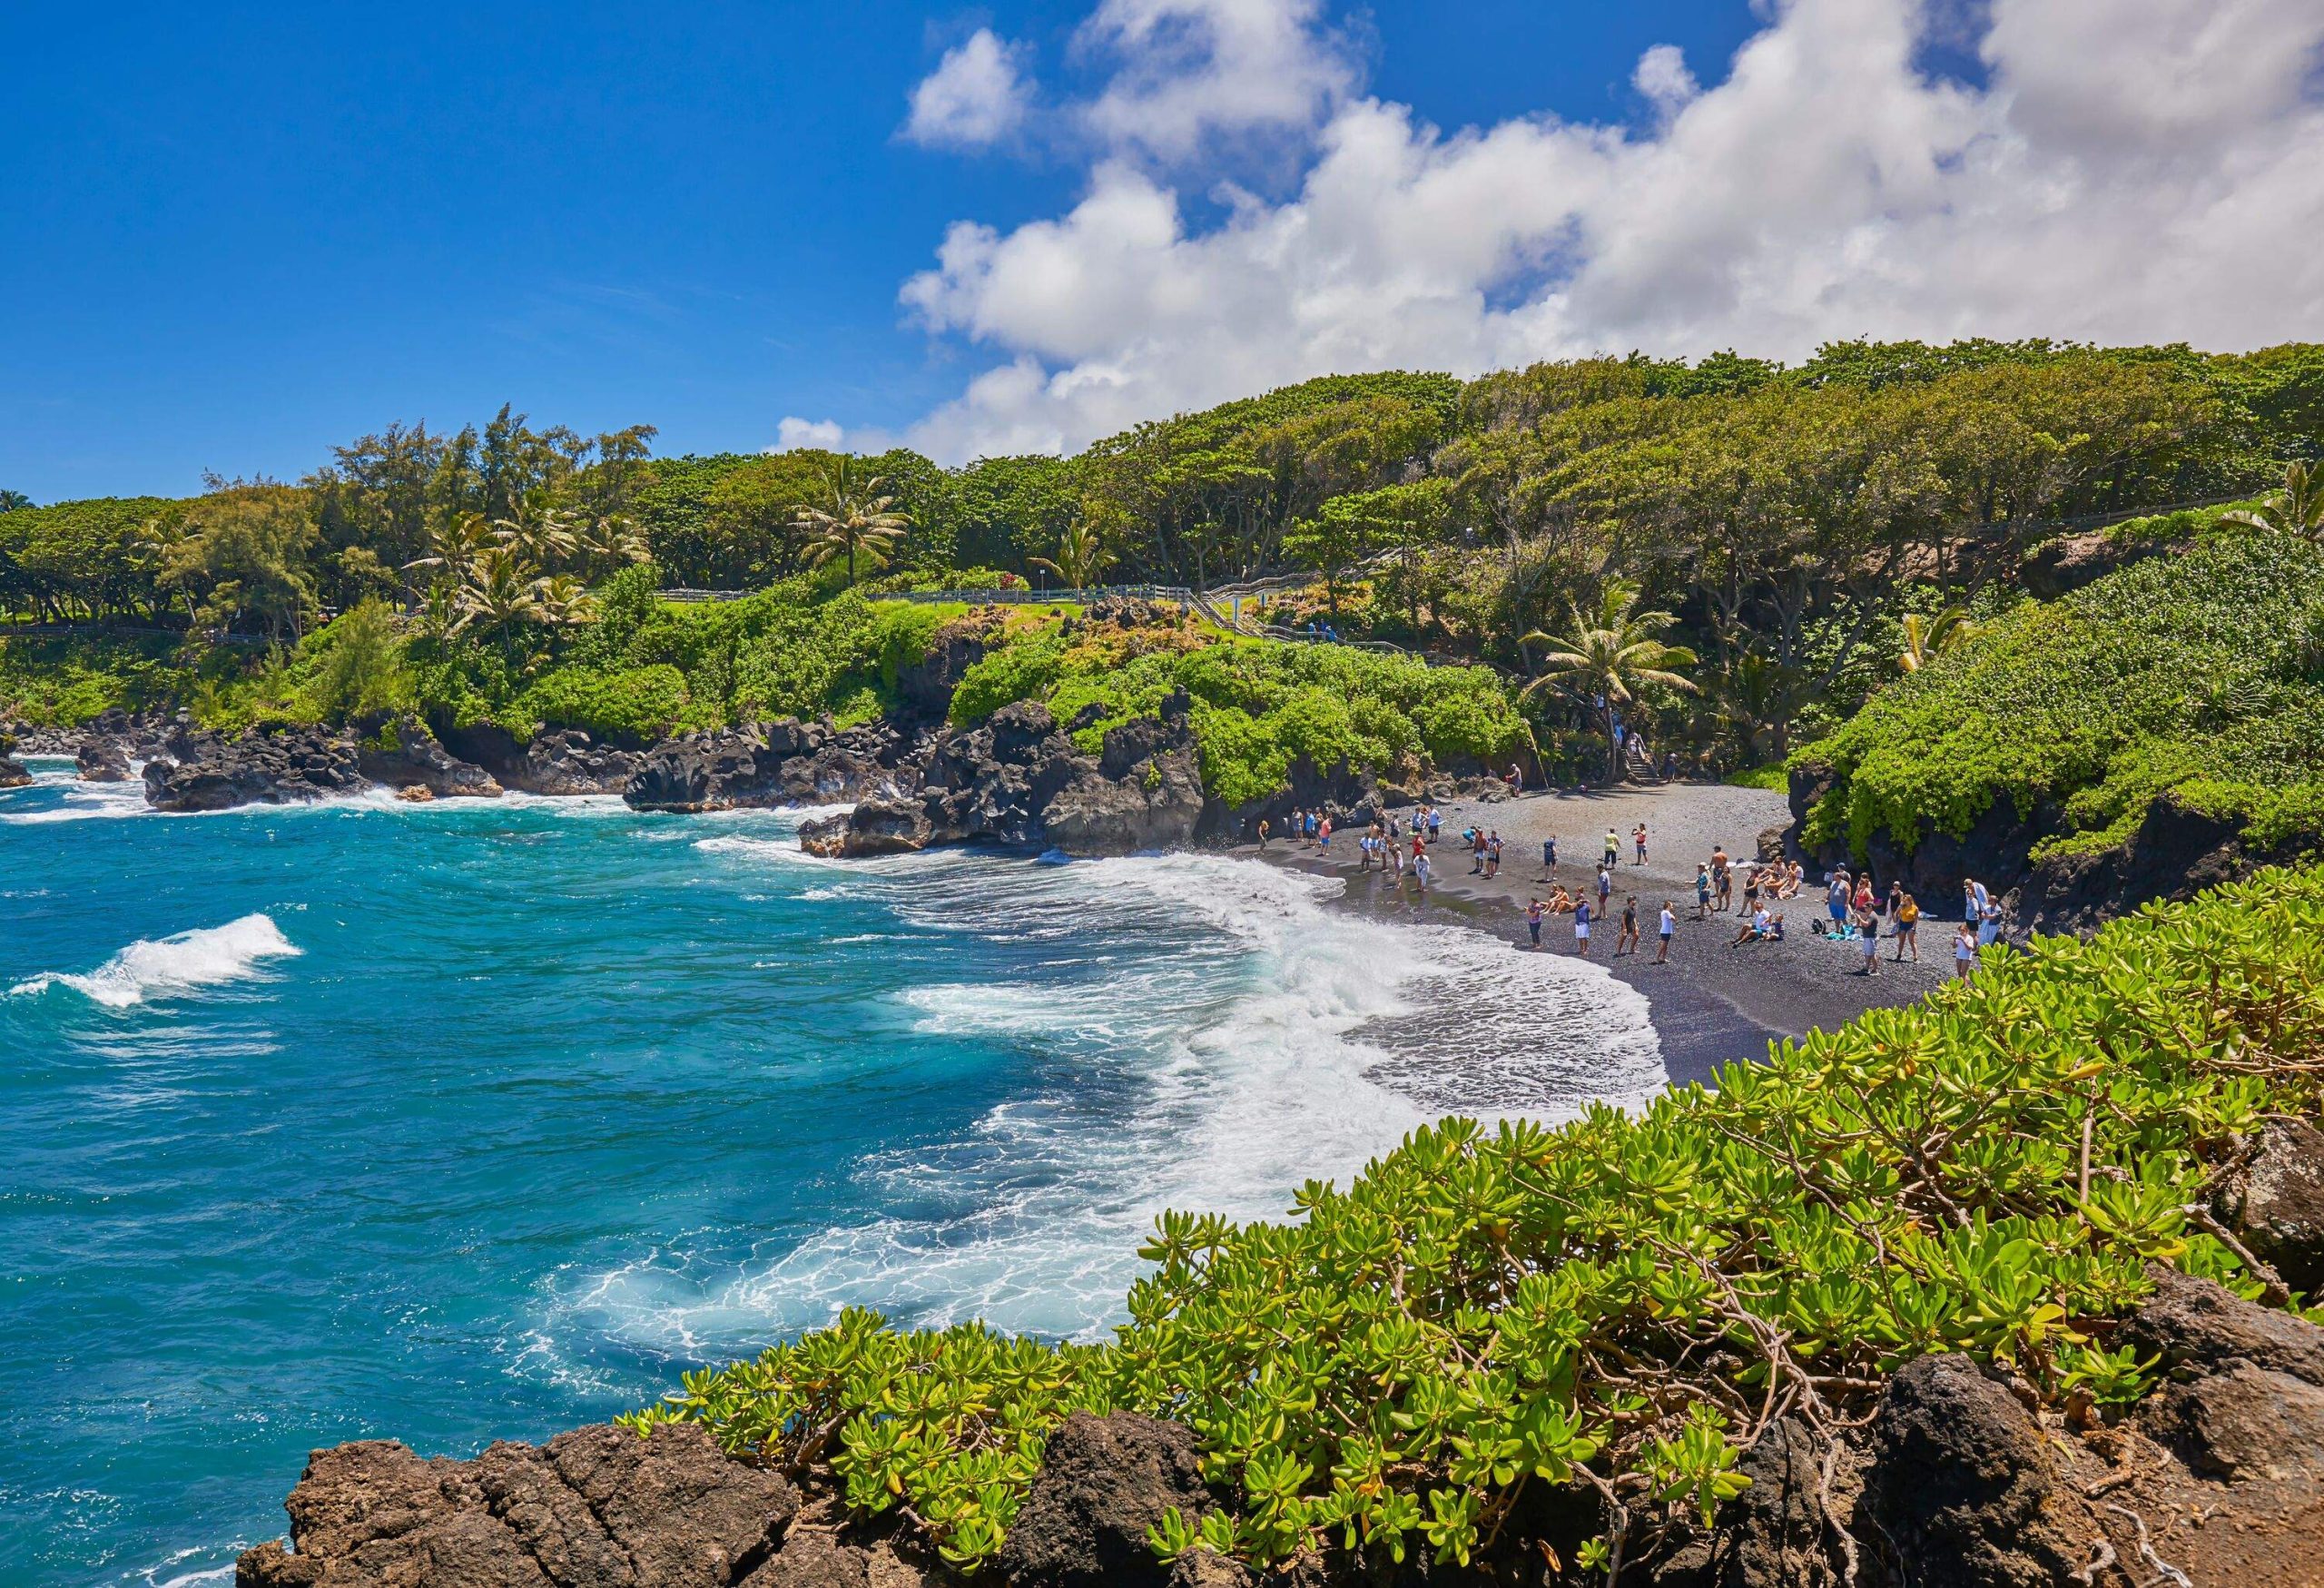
top-left (903, 28), bottom-right (1031, 149)
top-left (887, 0), bottom-right (2324, 463)
top-left (1075, 0), bottom-right (1358, 160)
top-left (772, 416), bottom-right (846, 453)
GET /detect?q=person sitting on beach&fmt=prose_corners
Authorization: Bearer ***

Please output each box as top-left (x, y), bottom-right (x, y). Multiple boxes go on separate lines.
top-left (1731, 906), bottom-right (1774, 946)
top-left (1547, 885), bottom-right (1575, 912)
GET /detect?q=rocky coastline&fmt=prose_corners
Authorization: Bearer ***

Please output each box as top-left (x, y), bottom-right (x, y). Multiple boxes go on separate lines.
top-left (236, 1258), bottom-right (2324, 1587)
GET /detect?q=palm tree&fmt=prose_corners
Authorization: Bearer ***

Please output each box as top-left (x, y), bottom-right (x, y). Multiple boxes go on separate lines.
top-left (491, 493), bottom-right (580, 568)
top-left (2220, 460), bottom-right (2324, 544)
top-left (1521, 578), bottom-right (1699, 784)
top-left (530, 573), bottom-right (598, 627)
top-left (404, 511), bottom-right (494, 581)
top-left (1029, 518), bottom-right (1116, 591)
top-left (576, 513), bottom-right (653, 580)
top-left (448, 546), bottom-right (542, 636)
top-left (1898, 607), bottom-right (1980, 674)
top-left (792, 459), bottom-right (909, 586)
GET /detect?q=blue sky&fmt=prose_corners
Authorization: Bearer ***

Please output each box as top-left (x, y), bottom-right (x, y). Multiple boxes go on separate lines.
top-left (5, 0), bottom-right (2319, 502)
top-left (0, 3), bottom-right (1756, 500)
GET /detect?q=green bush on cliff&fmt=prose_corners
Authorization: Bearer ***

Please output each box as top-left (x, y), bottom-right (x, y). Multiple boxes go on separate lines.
top-left (1794, 526), bottom-right (2324, 863)
top-left (514, 665), bottom-right (692, 745)
top-left (948, 620), bottom-right (1530, 805)
top-left (628, 865), bottom-right (2324, 1577)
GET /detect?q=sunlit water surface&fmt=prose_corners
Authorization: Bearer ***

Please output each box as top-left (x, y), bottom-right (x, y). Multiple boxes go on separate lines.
top-left (0, 757), bottom-right (1663, 1586)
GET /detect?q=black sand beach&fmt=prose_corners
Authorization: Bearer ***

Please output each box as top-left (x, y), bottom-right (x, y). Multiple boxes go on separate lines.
top-left (1251, 780), bottom-right (1954, 1089)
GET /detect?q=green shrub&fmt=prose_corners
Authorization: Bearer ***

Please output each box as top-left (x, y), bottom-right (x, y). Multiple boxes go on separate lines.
top-left (1796, 528), bottom-right (2324, 861)
top-left (630, 866), bottom-right (2324, 1576)
top-left (515, 665), bottom-right (691, 745)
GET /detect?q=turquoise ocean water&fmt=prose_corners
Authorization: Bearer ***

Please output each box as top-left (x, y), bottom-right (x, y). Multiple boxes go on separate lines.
top-left (1, 756), bottom-right (1664, 1587)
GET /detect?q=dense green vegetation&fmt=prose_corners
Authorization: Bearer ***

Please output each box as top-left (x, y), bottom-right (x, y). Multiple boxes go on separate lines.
top-left (625, 866), bottom-right (2324, 1575)
top-left (943, 608), bottom-right (1532, 801)
top-left (1797, 525), bottom-right (2324, 863)
top-left (6, 340), bottom-right (2322, 778)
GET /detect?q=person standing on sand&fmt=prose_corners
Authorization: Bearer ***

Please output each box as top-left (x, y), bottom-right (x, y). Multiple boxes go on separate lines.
top-left (1526, 897), bottom-right (1545, 949)
top-left (1541, 834), bottom-right (1558, 877)
top-left (1487, 831), bottom-right (1503, 878)
top-left (1955, 921), bottom-right (1979, 978)
top-left (1617, 896), bottom-right (1640, 957)
top-left (1429, 808), bottom-right (1443, 845)
top-left (1855, 904), bottom-right (1882, 975)
top-left (1894, 889), bottom-right (1920, 962)
top-left (1657, 902), bottom-right (1676, 962)
top-left (1713, 847), bottom-right (1733, 912)
top-left (1318, 815), bottom-right (1333, 853)
top-left (1414, 848), bottom-right (1432, 892)
top-left (1573, 895), bottom-right (1592, 954)
top-left (1696, 863), bottom-right (1713, 919)
top-left (1596, 865), bottom-right (1612, 913)
top-left (1256, 817), bottom-right (1270, 850)
top-left (1980, 893), bottom-right (2003, 948)
top-left (1964, 876), bottom-right (1988, 930)
top-left (1603, 829), bottom-right (1620, 870)
top-left (1633, 824), bottom-right (1649, 864)
top-left (1828, 872), bottom-right (1852, 932)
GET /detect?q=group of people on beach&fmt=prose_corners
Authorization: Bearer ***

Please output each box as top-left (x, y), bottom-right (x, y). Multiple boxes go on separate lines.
top-left (1259, 799), bottom-right (2004, 981)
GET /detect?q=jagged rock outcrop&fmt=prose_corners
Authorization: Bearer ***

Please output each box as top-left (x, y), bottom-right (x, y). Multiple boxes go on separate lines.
top-left (235, 1423), bottom-right (798, 1588)
top-left (1858, 1355), bottom-right (2082, 1587)
top-left (625, 721), bottom-right (911, 814)
top-left (891, 610), bottom-right (1005, 724)
top-left (996, 1413), bottom-right (1216, 1588)
top-left (77, 735), bottom-right (131, 781)
top-left (438, 723), bottom-right (645, 796)
top-left (358, 716), bottom-right (503, 799)
top-left (0, 725), bottom-right (30, 788)
top-left (2220, 1119), bottom-right (2324, 1296)
top-left (1637, 1418), bottom-right (1851, 1588)
top-left (797, 695), bottom-right (1206, 860)
top-left (143, 722), bottom-right (367, 812)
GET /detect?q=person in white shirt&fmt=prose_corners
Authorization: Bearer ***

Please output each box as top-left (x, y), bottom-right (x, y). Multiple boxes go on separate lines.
top-left (1656, 902), bottom-right (1677, 963)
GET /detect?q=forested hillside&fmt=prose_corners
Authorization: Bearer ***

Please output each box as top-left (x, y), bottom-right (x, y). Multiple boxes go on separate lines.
top-left (4, 337), bottom-right (2320, 801)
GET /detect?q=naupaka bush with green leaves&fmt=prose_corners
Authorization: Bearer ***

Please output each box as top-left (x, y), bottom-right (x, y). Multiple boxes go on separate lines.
top-left (626, 865), bottom-right (2324, 1577)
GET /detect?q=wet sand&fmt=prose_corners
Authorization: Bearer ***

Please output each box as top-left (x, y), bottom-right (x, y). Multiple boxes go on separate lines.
top-left (1248, 781), bottom-right (1955, 1089)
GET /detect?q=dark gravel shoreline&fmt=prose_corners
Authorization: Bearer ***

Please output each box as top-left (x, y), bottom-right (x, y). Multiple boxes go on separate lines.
top-left (1241, 781), bottom-right (1955, 1090)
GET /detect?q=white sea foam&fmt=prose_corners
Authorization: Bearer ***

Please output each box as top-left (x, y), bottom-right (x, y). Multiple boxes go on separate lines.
top-left (552, 851), bottom-right (1665, 1353)
top-left (0, 762), bottom-right (153, 824)
top-left (9, 913), bottom-right (301, 1008)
